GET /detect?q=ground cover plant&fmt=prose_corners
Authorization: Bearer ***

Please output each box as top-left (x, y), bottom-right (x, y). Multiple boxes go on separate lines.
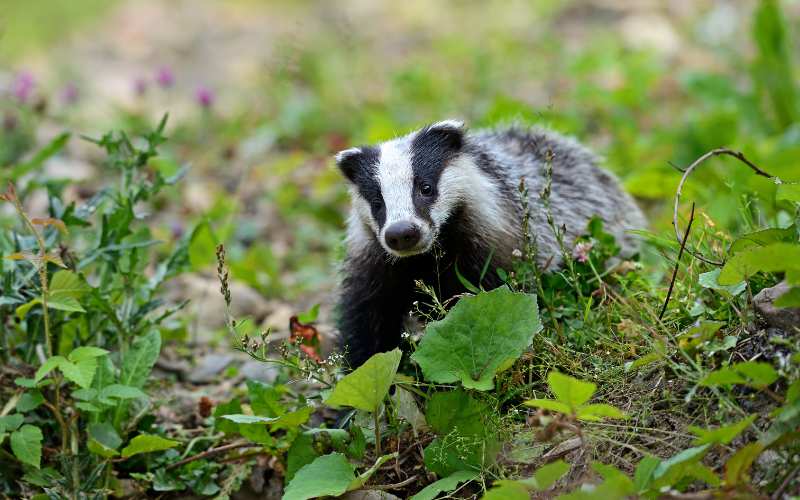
top-left (2, 0), bottom-right (800, 498)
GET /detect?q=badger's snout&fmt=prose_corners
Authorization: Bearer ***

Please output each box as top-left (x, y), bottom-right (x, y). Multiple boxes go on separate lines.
top-left (384, 221), bottom-right (421, 252)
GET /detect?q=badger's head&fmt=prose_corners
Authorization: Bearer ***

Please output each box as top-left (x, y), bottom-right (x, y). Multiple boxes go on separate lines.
top-left (335, 120), bottom-right (466, 258)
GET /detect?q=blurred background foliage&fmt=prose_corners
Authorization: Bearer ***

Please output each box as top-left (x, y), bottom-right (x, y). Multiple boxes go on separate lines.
top-left (2, 0), bottom-right (799, 311)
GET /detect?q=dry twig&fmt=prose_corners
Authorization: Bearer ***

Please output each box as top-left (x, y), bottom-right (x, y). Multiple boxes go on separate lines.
top-left (660, 203), bottom-right (696, 320)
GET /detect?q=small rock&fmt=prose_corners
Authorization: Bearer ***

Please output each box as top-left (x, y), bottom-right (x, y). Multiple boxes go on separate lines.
top-left (341, 491), bottom-right (401, 500)
top-left (239, 360), bottom-right (280, 383)
top-left (188, 353), bottom-right (235, 383)
top-left (753, 281), bottom-right (800, 331)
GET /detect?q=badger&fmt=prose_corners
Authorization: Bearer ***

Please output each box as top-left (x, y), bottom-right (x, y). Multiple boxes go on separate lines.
top-left (334, 120), bottom-right (645, 367)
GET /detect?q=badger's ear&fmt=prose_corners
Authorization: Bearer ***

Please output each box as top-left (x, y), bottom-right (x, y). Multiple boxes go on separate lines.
top-left (334, 147), bottom-right (364, 182)
top-left (422, 120), bottom-right (466, 151)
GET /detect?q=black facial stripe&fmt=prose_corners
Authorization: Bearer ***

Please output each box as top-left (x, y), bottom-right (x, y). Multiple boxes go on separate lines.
top-left (342, 146), bottom-right (386, 230)
top-left (410, 125), bottom-right (464, 223)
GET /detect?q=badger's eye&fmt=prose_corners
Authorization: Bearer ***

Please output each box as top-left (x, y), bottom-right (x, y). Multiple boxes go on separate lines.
top-left (420, 183), bottom-right (434, 196)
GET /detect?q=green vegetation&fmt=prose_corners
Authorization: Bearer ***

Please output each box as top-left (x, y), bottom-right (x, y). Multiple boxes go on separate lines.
top-left (2, 0), bottom-right (800, 498)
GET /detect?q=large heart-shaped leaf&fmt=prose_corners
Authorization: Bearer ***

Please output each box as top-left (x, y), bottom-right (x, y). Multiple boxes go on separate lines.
top-left (325, 348), bottom-right (402, 413)
top-left (412, 287), bottom-right (541, 390)
top-left (11, 424), bottom-right (43, 469)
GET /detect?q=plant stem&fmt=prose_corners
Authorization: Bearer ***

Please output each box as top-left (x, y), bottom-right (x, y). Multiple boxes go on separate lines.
top-left (374, 408), bottom-right (382, 457)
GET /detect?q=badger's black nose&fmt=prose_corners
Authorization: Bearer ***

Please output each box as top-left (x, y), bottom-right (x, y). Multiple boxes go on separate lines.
top-left (385, 222), bottom-right (421, 251)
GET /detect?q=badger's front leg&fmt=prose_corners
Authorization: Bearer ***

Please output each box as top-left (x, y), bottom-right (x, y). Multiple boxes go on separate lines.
top-left (337, 250), bottom-right (416, 368)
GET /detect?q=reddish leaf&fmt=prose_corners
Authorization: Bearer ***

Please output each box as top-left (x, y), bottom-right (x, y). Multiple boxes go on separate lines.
top-left (289, 316), bottom-right (321, 362)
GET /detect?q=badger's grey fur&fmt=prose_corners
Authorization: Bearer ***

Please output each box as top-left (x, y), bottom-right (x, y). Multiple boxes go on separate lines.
top-left (335, 120), bottom-right (645, 367)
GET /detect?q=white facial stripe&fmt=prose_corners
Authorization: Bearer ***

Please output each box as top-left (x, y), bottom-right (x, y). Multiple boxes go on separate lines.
top-left (335, 147), bottom-right (362, 164)
top-left (350, 186), bottom-right (379, 235)
top-left (429, 119), bottom-right (464, 131)
top-left (377, 139), bottom-right (422, 228)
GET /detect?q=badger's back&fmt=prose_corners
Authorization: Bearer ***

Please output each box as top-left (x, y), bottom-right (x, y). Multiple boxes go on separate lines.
top-left (465, 126), bottom-right (645, 267)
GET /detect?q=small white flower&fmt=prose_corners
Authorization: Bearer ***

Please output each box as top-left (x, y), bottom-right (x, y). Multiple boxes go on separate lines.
top-left (512, 248), bottom-right (523, 258)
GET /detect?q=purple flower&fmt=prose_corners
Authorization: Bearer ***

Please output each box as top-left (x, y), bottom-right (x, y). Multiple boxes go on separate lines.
top-left (195, 86), bottom-right (214, 108)
top-left (11, 71), bottom-right (36, 103)
top-left (133, 77), bottom-right (148, 96)
top-left (572, 241), bottom-right (594, 263)
top-left (155, 66), bottom-right (175, 88)
top-left (61, 83), bottom-right (80, 105)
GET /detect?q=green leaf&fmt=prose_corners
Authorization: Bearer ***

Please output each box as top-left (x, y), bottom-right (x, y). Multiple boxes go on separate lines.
top-left (411, 287), bottom-right (541, 390)
top-left (697, 269), bottom-right (746, 296)
top-left (777, 182), bottom-right (800, 202)
top-left (286, 433), bottom-right (319, 482)
top-left (87, 423), bottom-right (122, 458)
top-left (325, 348), bottom-right (402, 412)
top-left (67, 346), bottom-right (109, 363)
top-left (652, 445), bottom-right (710, 487)
top-left (213, 399), bottom-right (242, 436)
top-left (3, 132), bottom-right (70, 180)
top-left (689, 415), bottom-right (756, 446)
top-left (576, 404), bottom-right (626, 422)
top-left (60, 358), bottom-right (98, 388)
top-left (718, 243), bottom-right (800, 285)
top-left (481, 481), bottom-right (530, 500)
top-left (518, 460), bottom-right (571, 490)
top-left (46, 296), bottom-right (86, 313)
top-left (34, 356), bottom-right (66, 382)
top-left (16, 391), bottom-right (44, 412)
top-left (633, 456), bottom-right (661, 492)
top-left (725, 442), bottom-right (764, 486)
top-left (700, 362), bottom-right (778, 389)
top-left (121, 434), bottom-right (180, 458)
top-left (120, 330), bottom-right (161, 388)
top-left (522, 399), bottom-right (572, 414)
top-left (10, 424), bottom-right (43, 469)
top-left (99, 384), bottom-right (148, 401)
top-left (411, 470), bottom-right (478, 500)
top-left (728, 225), bottom-right (797, 254)
top-left (547, 371), bottom-right (596, 410)
top-left (0, 414), bottom-right (24, 433)
top-left (282, 453), bottom-right (355, 500)
top-left (775, 286), bottom-right (800, 308)
top-left (49, 271), bottom-right (90, 298)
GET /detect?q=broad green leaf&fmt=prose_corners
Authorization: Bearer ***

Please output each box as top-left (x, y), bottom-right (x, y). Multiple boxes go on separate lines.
top-left (247, 379), bottom-right (284, 417)
top-left (87, 423), bottom-right (122, 458)
top-left (777, 182), bottom-right (800, 202)
top-left (689, 415), bottom-right (756, 445)
top-left (16, 298), bottom-right (42, 319)
top-left (775, 286), bottom-right (800, 308)
top-left (0, 414), bottom-right (24, 433)
top-left (547, 371), bottom-right (596, 410)
top-left (698, 269), bottom-right (746, 296)
top-left (10, 424), bottom-right (43, 468)
top-left (121, 434), bottom-right (180, 458)
top-left (49, 271), bottom-right (90, 298)
top-left (60, 358), bottom-right (98, 388)
top-left (325, 348), bottom-right (402, 412)
top-left (700, 362), bottom-right (778, 389)
top-left (46, 296), bottom-right (86, 313)
top-left (282, 453), bottom-right (355, 500)
top-left (99, 384), bottom-right (148, 401)
top-left (575, 403), bottom-right (626, 421)
top-left (16, 391), bottom-right (44, 412)
top-left (718, 243), bottom-right (800, 285)
top-left (411, 470), bottom-right (478, 500)
top-left (557, 462), bottom-right (635, 500)
top-left (728, 225), bottom-right (797, 254)
top-left (35, 356), bottom-right (66, 382)
top-left (725, 442), bottom-right (764, 486)
top-left (68, 346), bottom-right (109, 363)
top-left (286, 433), bottom-right (319, 482)
top-left (633, 456), bottom-right (661, 492)
top-left (518, 460), bottom-right (571, 490)
top-left (481, 481), bottom-right (529, 500)
top-left (411, 287), bottom-right (541, 390)
top-left (426, 389), bottom-right (493, 437)
top-left (213, 399), bottom-right (242, 436)
top-left (522, 399), bottom-right (572, 414)
top-left (652, 444), bottom-right (710, 487)
top-left (121, 330), bottom-right (161, 388)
